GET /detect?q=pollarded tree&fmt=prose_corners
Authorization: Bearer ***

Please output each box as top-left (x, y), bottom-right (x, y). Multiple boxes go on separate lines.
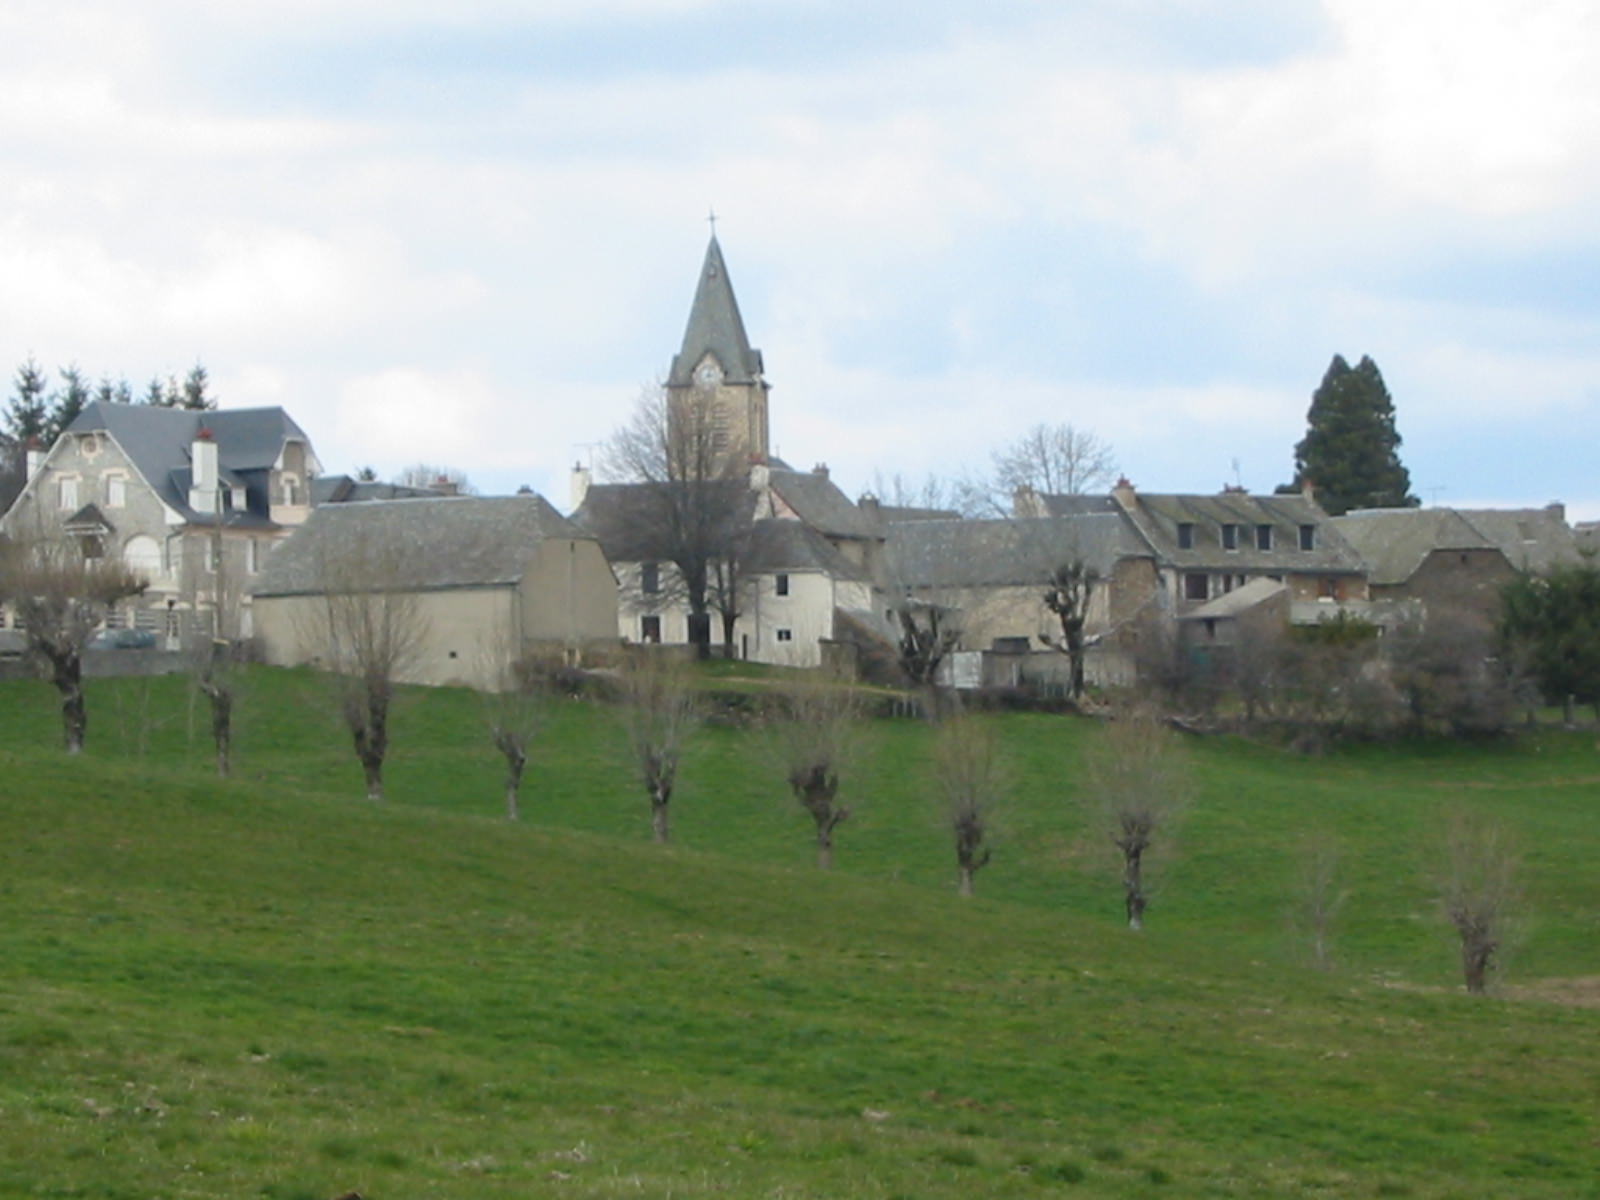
top-left (1084, 706), bottom-right (1191, 930)
top-left (0, 530), bottom-right (147, 753)
top-left (1039, 556), bottom-right (1098, 701)
top-left (774, 682), bottom-right (859, 869)
top-left (1441, 809), bottom-right (1519, 994)
top-left (1288, 355), bottom-right (1416, 516)
top-left (935, 717), bottom-right (1003, 897)
top-left (622, 655), bottom-right (698, 843)
top-left (480, 649), bottom-right (550, 821)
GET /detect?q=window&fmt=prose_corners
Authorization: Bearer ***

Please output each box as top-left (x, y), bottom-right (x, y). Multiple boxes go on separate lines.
top-left (1184, 573), bottom-right (1209, 601)
top-left (1299, 524), bottom-right (1315, 551)
top-left (1256, 524), bottom-right (1273, 551)
top-left (124, 535), bottom-right (160, 578)
top-left (775, 573), bottom-right (789, 596)
top-left (776, 628), bottom-right (793, 642)
top-left (58, 477), bottom-right (78, 510)
top-left (207, 540), bottom-right (223, 572)
top-left (106, 475), bottom-right (126, 507)
top-left (1176, 522), bottom-right (1195, 550)
top-left (1221, 523), bottom-right (1238, 551)
top-left (640, 615), bottom-right (661, 643)
top-left (1318, 577), bottom-right (1340, 600)
top-left (248, 539), bottom-right (262, 574)
top-left (640, 562), bottom-right (660, 594)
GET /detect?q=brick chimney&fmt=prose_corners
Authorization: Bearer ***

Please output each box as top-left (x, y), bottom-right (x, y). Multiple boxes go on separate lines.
top-left (812, 462), bottom-right (829, 480)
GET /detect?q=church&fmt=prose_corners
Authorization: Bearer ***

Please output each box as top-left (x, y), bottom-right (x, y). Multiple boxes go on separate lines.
top-left (571, 234), bottom-right (888, 666)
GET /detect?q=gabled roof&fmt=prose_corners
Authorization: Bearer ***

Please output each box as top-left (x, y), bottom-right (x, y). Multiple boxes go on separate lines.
top-left (1331, 507), bottom-right (1502, 586)
top-left (63, 503), bottom-right (114, 534)
top-left (571, 480), bottom-right (757, 564)
top-left (886, 514), bottom-right (1151, 590)
top-left (666, 236), bottom-right (765, 387)
top-left (1103, 490), bottom-right (1364, 573)
top-left (1457, 506), bottom-right (1582, 575)
top-left (251, 494), bottom-right (587, 597)
top-left (746, 519), bottom-right (870, 581)
top-left (63, 401), bottom-right (316, 527)
top-left (762, 468), bottom-right (879, 539)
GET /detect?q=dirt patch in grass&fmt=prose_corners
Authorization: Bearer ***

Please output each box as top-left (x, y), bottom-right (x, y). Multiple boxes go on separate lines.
top-left (1508, 976), bottom-right (1600, 1008)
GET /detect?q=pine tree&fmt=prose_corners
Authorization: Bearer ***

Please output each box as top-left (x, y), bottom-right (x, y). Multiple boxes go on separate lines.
top-left (46, 365), bottom-right (91, 444)
top-left (1288, 354), bottom-right (1417, 516)
top-left (181, 361), bottom-right (216, 410)
top-left (5, 358), bottom-right (51, 445)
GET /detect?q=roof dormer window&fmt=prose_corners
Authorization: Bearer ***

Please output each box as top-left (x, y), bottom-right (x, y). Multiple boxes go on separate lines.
top-left (1177, 522), bottom-right (1195, 550)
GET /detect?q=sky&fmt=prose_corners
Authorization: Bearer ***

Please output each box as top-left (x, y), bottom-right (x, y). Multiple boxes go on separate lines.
top-left (3, 0), bottom-right (1598, 517)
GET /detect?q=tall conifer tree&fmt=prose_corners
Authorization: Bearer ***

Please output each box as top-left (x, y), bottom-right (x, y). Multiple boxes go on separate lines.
top-left (1289, 354), bottom-right (1416, 516)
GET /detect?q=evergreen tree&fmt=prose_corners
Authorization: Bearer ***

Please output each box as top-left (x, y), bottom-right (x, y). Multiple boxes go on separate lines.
top-left (94, 376), bottom-right (134, 406)
top-left (46, 365), bottom-right (91, 444)
top-left (5, 358), bottom-right (51, 445)
top-left (1288, 354), bottom-right (1416, 516)
top-left (1501, 563), bottom-right (1600, 710)
top-left (181, 361), bottom-right (216, 410)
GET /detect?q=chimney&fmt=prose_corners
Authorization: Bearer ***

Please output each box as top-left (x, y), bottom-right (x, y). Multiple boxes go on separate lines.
top-left (190, 427), bottom-right (218, 514)
top-left (432, 474), bottom-right (459, 497)
top-left (858, 493), bottom-right (881, 520)
top-left (569, 463), bottom-right (591, 511)
top-left (1300, 476), bottom-right (1316, 503)
top-left (1547, 501), bottom-right (1567, 524)
top-left (1111, 476), bottom-right (1137, 513)
top-left (24, 436), bottom-right (44, 480)
top-left (812, 462), bottom-right (829, 480)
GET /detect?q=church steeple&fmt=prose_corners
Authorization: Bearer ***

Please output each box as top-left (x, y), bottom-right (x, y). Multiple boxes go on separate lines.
top-left (668, 236), bottom-right (765, 387)
top-left (665, 234), bottom-right (770, 464)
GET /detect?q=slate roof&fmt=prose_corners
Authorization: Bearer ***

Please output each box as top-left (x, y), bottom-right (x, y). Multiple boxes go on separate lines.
top-left (571, 481), bottom-right (756, 563)
top-left (763, 468), bottom-right (880, 540)
top-left (1177, 577), bottom-right (1287, 620)
top-left (666, 236), bottom-right (765, 387)
top-left (311, 475), bottom-right (446, 504)
top-left (65, 401), bottom-right (315, 528)
top-left (1456, 506), bottom-right (1582, 575)
top-left (251, 494), bottom-right (588, 597)
top-left (885, 514), bottom-right (1150, 590)
top-left (1331, 508), bottom-right (1501, 586)
top-left (1097, 490), bottom-right (1364, 574)
top-left (746, 519), bottom-right (870, 581)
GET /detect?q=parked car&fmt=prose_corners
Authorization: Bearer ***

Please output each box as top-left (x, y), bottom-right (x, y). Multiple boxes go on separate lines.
top-left (90, 628), bottom-right (159, 650)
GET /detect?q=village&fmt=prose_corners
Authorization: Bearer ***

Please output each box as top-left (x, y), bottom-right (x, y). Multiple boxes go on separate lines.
top-left (1, 234), bottom-right (1590, 722)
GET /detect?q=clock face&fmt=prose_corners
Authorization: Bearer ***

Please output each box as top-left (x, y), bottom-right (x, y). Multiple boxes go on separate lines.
top-left (695, 361), bottom-right (722, 389)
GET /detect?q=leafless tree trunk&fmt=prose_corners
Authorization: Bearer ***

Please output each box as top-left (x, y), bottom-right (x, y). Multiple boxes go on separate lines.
top-left (1084, 706), bottom-right (1191, 929)
top-left (481, 646), bottom-right (549, 821)
top-left (935, 717), bottom-right (1002, 897)
top-left (622, 655), bottom-right (697, 843)
top-left (1040, 558), bottom-right (1096, 700)
top-left (1442, 810), bottom-right (1519, 994)
top-left (892, 597), bottom-right (961, 719)
top-left (0, 530), bottom-right (146, 754)
top-left (1291, 831), bottom-right (1346, 969)
top-left (193, 638), bottom-right (236, 778)
top-left (305, 536), bottom-right (427, 802)
top-left (775, 682), bottom-right (858, 868)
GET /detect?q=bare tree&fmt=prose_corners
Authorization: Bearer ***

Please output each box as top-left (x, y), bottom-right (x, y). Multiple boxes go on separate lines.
top-left (774, 682), bottom-right (859, 869)
top-left (1039, 557), bottom-right (1098, 700)
top-left (1290, 831), bottom-right (1347, 969)
top-left (893, 596), bottom-right (962, 709)
top-left (985, 423), bottom-right (1116, 512)
top-left (395, 463), bottom-right (476, 495)
top-left (306, 537), bottom-right (427, 801)
top-left (622, 655), bottom-right (698, 843)
top-left (1084, 707), bottom-right (1191, 929)
top-left (604, 385), bottom-right (753, 660)
top-left (191, 637), bottom-right (237, 777)
top-left (1442, 810), bottom-right (1519, 994)
top-left (0, 530), bottom-right (146, 753)
top-left (480, 649), bottom-right (549, 821)
top-left (935, 717), bottom-right (1003, 897)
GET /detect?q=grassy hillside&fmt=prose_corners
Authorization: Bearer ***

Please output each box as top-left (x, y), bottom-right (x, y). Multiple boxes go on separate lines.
top-left (1, 669), bottom-right (1597, 1198)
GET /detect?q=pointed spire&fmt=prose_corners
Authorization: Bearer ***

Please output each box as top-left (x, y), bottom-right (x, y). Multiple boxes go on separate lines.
top-left (667, 234), bottom-right (764, 387)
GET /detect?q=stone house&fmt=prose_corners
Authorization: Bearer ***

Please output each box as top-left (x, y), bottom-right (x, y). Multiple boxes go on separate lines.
top-left (0, 401), bottom-right (320, 643)
top-left (250, 494), bottom-right (618, 689)
top-left (1331, 507), bottom-right (1518, 633)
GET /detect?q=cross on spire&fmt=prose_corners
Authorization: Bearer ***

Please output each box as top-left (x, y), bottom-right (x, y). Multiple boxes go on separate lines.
top-left (707, 207), bottom-right (718, 237)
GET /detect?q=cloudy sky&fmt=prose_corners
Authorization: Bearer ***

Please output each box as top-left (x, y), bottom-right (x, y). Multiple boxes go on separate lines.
top-left (4, 0), bottom-right (1597, 515)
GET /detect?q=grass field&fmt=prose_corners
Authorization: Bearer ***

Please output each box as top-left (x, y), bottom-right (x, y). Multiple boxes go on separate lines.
top-left (1, 667), bottom-right (1597, 1198)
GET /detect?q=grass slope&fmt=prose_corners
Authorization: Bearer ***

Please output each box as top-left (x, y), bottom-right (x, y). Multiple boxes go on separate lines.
top-left (1, 670), bottom-right (1597, 1198)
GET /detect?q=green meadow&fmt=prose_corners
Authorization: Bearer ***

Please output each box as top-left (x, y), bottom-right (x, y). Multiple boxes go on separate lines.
top-left (1, 667), bottom-right (1597, 1198)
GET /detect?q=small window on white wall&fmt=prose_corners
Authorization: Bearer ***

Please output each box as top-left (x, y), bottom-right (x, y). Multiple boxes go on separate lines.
top-left (106, 475), bottom-right (126, 507)
top-left (775, 573), bottom-right (790, 596)
top-left (776, 628), bottom-right (793, 642)
top-left (58, 477), bottom-right (78, 510)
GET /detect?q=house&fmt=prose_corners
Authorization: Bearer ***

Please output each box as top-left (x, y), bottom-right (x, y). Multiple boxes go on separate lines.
top-left (250, 494), bottom-right (618, 689)
top-left (882, 513), bottom-right (1159, 689)
top-left (1453, 504), bottom-right (1582, 575)
top-left (1331, 507), bottom-right (1518, 632)
top-left (1020, 479), bottom-right (1369, 613)
top-left (0, 401), bottom-right (320, 643)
